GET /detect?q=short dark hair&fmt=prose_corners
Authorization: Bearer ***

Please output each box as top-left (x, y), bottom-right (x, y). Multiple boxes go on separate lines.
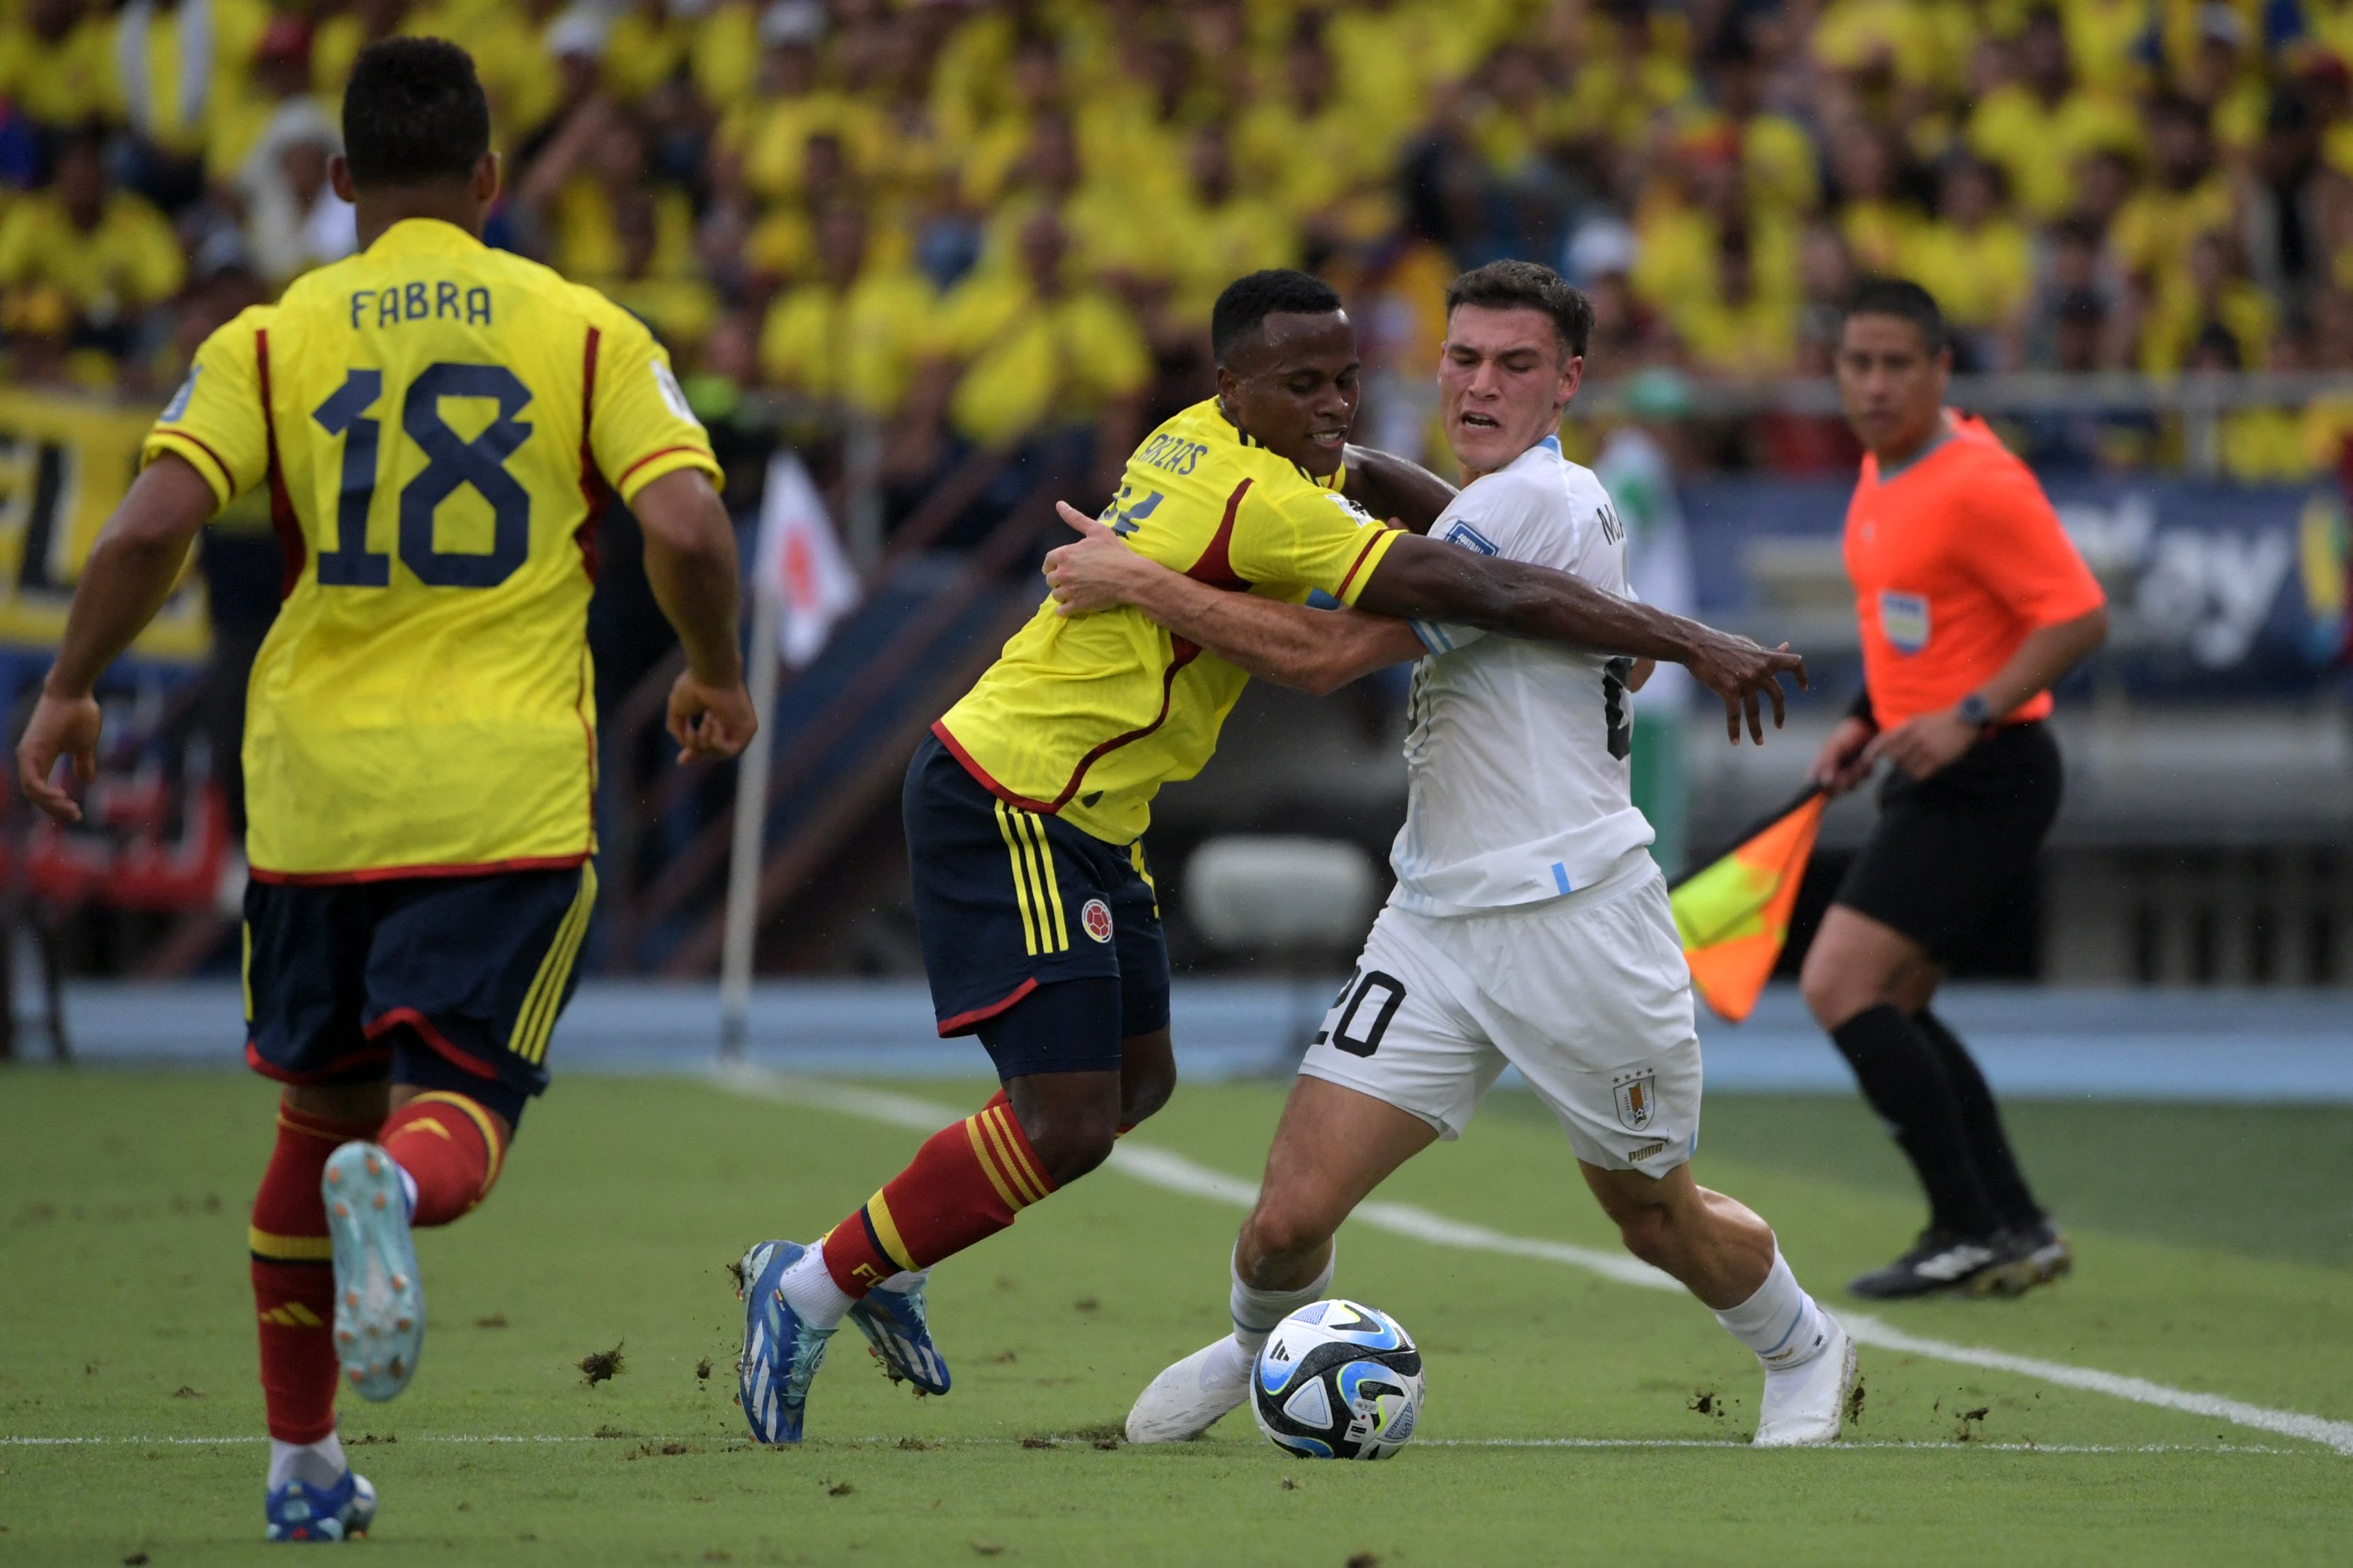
top-left (1842, 276), bottom-right (1950, 356)
top-left (1211, 269), bottom-right (1342, 365)
top-left (1443, 259), bottom-right (1595, 358)
top-left (343, 38), bottom-right (490, 188)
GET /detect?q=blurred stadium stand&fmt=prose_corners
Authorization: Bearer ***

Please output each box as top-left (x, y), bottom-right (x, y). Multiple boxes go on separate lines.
top-left (0, 0), bottom-right (2347, 1008)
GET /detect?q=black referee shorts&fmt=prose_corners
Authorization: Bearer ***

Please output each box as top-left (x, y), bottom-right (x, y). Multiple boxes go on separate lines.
top-left (1833, 720), bottom-right (2062, 961)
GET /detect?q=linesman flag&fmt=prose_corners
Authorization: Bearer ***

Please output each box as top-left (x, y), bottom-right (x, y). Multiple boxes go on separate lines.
top-left (1669, 789), bottom-right (1825, 1024)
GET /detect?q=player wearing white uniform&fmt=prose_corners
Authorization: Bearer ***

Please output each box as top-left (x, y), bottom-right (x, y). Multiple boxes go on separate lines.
top-left (1301, 433), bottom-right (1704, 1177)
top-left (1044, 261), bottom-right (1855, 1448)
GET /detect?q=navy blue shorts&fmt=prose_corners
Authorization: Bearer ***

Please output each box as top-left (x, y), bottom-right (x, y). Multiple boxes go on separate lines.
top-left (241, 863), bottom-right (598, 1126)
top-left (903, 733), bottom-right (1168, 1074)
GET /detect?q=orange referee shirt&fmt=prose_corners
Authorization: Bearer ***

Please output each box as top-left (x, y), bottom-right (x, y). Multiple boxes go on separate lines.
top-left (1843, 412), bottom-right (2104, 730)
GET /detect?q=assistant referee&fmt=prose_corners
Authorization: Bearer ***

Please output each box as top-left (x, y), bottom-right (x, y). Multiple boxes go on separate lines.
top-left (1802, 280), bottom-right (2108, 1301)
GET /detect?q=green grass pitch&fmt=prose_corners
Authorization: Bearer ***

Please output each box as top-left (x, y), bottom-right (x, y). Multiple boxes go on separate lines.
top-left (4, 1067), bottom-right (2349, 1565)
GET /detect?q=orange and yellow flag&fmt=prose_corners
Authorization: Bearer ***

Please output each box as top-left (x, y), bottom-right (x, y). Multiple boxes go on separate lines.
top-left (1669, 791), bottom-right (1825, 1024)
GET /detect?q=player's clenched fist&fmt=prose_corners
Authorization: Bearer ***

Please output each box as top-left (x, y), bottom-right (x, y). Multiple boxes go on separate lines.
top-left (1044, 500), bottom-right (1154, 617)
top-left (1680, 630), bottom-right (1807, 745)
top-left (668, 670), bottom-right (758, 763)
top-left (16, 688), bottom-right (102, 823)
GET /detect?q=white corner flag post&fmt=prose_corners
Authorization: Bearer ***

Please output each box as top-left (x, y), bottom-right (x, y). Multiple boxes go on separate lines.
top-left (717, 452), bottom-right (863, 1063)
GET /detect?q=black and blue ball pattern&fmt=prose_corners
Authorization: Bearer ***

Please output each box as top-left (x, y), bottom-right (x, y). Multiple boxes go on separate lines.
top-left (1250, 1299), bottom-right (1425, 1460)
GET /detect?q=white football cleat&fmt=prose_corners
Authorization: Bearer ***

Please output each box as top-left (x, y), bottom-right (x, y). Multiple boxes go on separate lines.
top-left (1752, 1314), bottom-right (1857, 1448)
top-left (324, 1142), bottom-right (423, 1402)
top-left (1124, 1337), bottom-right (1250, 1444)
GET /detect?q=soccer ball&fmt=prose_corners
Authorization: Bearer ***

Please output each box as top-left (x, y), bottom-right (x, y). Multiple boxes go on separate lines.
top-left (1250, 1299), bottom-right (1425, 1460)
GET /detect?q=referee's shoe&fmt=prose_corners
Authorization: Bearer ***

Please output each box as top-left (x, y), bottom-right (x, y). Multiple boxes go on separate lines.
top-left (1849, 1220), bottom-right (2071, 1300)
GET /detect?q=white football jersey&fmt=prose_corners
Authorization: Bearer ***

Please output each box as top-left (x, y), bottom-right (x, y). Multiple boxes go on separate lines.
top-left (1389, 435), bottom-right (1656, 917)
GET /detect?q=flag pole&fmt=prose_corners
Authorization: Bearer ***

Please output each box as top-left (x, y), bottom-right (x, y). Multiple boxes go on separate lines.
top-left (717, 584), bottom-right (782, 1065)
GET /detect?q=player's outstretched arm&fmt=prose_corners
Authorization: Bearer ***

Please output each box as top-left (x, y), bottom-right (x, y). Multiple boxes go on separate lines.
top-left (633, 468), bottom-right (759, 764)
top-left (1352, 532), bottom-right (1808, 744)
top-left (1341, 445), bottom-right (1457, 536)
top-left (16, 452), bottom-right (215, 822)
top-left (1044, 503), bottom-right (1423, 695)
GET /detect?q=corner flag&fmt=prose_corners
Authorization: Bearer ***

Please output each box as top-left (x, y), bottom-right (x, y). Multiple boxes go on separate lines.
top-left (1669, 789), bottom-right (1825, 1024)
top-left (756, 452), bottom-right (862, 669)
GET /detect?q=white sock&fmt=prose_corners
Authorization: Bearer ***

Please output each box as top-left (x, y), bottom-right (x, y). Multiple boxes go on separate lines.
top-left (1227, 1244), bottom-right (1335, 1360)
top-left (776, 1240), bottom-right (854, 1330)
top-left (1713, 1248), bottom-right (1830, 1371)
top-left (268, 1433), bottom-right (346, 1492)
top-left (874, 1268), bottom-right (929, 1295)
top-left (396, 1164), bottom-right (418, 1222)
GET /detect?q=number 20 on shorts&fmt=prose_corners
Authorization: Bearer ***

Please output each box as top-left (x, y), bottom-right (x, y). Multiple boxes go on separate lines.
top-left (1318, 969), bottom-right (1408, 1058)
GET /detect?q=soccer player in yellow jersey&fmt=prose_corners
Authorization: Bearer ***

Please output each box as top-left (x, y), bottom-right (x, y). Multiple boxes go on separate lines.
top-left (13, 41), bottom-right (753, 1541)
top-left (735, 269), bottom-right (1806, 1444)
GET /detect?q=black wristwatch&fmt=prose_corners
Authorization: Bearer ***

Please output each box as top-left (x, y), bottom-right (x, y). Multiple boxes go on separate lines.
top-left (1956, 692), bottom-right (1995, 731)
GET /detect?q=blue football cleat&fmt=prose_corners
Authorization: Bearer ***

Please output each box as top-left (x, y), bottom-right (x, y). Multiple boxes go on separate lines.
top-left (736, 1240), bottom-right (833, 1443)
top-left (850, 1276), bottom-right (951, 1396)
top-left (266, 1470), bottom-right (377, 1542)
top-left (322, 1142), bottom-right (423, 1402)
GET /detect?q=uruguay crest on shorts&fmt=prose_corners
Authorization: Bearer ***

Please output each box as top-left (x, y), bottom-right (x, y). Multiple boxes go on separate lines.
top-left (1613, 1070), bottom-right (1657, 1131)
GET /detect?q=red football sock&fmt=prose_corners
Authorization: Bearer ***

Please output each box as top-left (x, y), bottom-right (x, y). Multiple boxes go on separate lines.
top-left (821, 1094), bottom-right (1057, 1298)
top-left (251, 1103), bottom-right (379, 1444)
top-left (378, 1092), bottom-right (506, 1227)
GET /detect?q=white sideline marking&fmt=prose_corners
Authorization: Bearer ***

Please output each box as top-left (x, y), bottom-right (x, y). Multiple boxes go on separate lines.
top-left (0, 1434), bottom-right (2301, 1457)
top-left (716, 1066), bottom-right (2353, 1457)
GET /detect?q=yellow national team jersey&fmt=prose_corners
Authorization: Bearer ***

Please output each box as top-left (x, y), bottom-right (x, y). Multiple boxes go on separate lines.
top-left (144, 217), bottom-right (720, 881)
top-left (935, 399), bottom-right (1402, 845)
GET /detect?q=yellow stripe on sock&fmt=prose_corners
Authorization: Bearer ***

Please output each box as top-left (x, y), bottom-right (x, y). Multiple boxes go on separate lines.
top-left (981, 1106), bottom-right (1047, 1206)
top-left (405, 1091), bottom-right (506, 1194)
top-left (976, 1111), bottom-right (1034, 1207)
top-left (865, 1191), bottom-right (918, 1274)
top-left (241, 921), bottom-right (254, 1020)
top-left (1022, 814), bottom-right (1070, 951)
top-left (991, 1105), bottom-right (1054, 1200)
top-left (249, 1226), bottom-right (333, 1261)
top-left (994, 802), bottom-right (1041, 956)
top-left (962, 1116), bottom-right (1023, 1211)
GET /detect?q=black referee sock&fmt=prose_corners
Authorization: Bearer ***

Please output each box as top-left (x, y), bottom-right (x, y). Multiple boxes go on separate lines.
top-left (1829, 1004), bottom-right (2002, 1238)
top-left (1916, 1009), bottom-right (2044, 1231)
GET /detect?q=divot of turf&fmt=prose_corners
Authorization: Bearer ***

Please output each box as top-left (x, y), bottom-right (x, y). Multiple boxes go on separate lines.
top-left (577, 1343), bottom-right (627, 1386)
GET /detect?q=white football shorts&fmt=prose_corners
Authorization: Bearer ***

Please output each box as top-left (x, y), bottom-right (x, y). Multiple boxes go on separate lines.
top-left (1297, 853), bottom-right (1701, 1179)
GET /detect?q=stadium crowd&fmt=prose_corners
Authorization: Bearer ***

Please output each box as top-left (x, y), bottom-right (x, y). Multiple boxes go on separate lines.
top-left (5, 0), bottom-right (2353, 487)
